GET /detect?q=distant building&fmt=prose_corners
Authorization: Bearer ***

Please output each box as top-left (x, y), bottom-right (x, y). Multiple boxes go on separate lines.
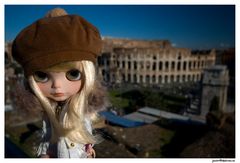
top-left (200, 65), bottom-right (229, 118)
top-left (5, 42), bottom-right (24, 111)
top-left (97, 37), bottom-right (216, 86)
top-left (219, 48), bottom-right (235, 101)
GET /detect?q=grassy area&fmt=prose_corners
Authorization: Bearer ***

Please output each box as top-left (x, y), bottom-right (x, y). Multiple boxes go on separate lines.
top-left (152, 129), bottom-right (175, 158)
top-left (107, 87), bottom-right (188, 114)
top-left (108, 90), bottom-right (129, 110)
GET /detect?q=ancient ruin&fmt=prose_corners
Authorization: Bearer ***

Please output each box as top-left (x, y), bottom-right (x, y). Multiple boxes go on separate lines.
top-left (97, 37), bottom-right (216, 86)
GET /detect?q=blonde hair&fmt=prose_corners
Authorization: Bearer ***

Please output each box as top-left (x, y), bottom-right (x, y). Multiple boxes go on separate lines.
top-left (28, 61), bottom-right (101, 144)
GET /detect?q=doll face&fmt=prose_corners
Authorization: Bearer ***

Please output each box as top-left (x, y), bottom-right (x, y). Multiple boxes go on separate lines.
top-left (33, 69), bottom-right (82, 102)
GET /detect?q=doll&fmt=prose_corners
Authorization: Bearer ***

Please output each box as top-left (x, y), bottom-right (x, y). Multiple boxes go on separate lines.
top-left (11, 8), bottom-right (106, 158)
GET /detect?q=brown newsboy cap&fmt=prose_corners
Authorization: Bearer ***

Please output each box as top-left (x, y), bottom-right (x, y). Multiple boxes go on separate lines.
top-left (12, 14), bottom-right (102, 76)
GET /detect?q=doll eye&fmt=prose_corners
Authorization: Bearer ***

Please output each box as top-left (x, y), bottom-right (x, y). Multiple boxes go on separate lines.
top-left (33, 71), bottom-right (49, 83)
top-left (66, 69), bottom-right (82, 81)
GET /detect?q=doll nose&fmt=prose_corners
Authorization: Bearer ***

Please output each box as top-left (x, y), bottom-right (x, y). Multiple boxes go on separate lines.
top-left (50, 72), bottom-right (65, 89)
top-left (52, 78), bottom-right (62, 89)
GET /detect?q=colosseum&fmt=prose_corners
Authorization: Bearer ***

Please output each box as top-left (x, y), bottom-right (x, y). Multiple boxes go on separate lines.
top-left (97, 37), bottom-right (216, 86)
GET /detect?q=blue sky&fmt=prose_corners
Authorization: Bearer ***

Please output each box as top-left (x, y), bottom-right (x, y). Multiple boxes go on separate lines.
top-left (5, 5), bottom-right (235, 50)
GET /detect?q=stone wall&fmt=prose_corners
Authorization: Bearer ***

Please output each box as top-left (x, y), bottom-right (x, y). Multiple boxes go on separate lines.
top-left (98, 38), bottom-right (216, 86)
top-left (200, 65), bottom-right (229, 118)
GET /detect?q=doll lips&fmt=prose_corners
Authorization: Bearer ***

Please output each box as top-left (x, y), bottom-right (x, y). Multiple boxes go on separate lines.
top-left (52, 93), bottom-right (64, 97)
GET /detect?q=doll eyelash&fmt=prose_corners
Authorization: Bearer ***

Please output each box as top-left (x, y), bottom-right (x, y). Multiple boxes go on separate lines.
top-left (66, 69), bottom-right (82, 81)
top-left (33, 71), bottom-right (49, 83)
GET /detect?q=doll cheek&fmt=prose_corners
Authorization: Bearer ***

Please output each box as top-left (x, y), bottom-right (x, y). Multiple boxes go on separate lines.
top-left (68, 81), bottom-right (82, 94)
top-left (37, 83), bottom-right (51, 95)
